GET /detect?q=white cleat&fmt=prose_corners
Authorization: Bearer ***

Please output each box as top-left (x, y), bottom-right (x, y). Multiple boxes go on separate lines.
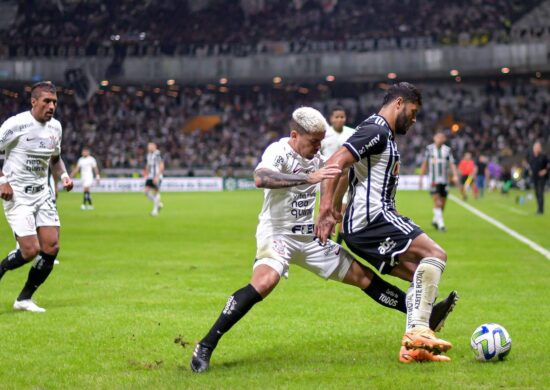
top-left (54, 259), bottom-right (60, 265)
top-left (151, 209), bottom-right (159, 217)
top-left (13, 299), bottom-right (46, 313)
top-left (80, 204), bottom-right (86, 210)
top-left (87, 205), bottom-right (94, 210)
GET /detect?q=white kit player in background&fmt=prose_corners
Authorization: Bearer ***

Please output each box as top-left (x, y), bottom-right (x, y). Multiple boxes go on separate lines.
top-left (144, 142), bottom-right (164, 216)
top-left (0, 81), bottom-right (73, 313)
top-left (190, 107), bottom-right (456, 373)
top-left (321, 106), bottom-right (356, 244)
top-left (71, 147), bottom-right (100, 210)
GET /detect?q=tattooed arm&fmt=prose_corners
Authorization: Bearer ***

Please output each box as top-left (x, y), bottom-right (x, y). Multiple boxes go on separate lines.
top-left (255, 164), bottom-right (341, 189)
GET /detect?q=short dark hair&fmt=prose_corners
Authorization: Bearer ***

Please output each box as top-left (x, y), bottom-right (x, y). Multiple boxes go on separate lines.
top-left (382, 82), bottom-right (422, 107)
top-left (31, 81), bottom-right (56, 99)
top-left (289, 118), bottom-right (308, 134)
top-left (330, 106), bottom-right (346, 114)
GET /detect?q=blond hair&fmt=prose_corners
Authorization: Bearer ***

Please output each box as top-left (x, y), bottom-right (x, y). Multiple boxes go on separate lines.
top-left (291, 107), bottom-right (328, 134)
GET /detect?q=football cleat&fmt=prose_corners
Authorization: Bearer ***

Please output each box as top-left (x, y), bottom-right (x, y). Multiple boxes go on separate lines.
top-left (190, 343), bottom-right (213, 373)
top-left (430, 291), bottom-right (459, 332)
top-left (399, 346), bottom-right (451, 363)
top-left (13, 299), bottom-right (46, 313)
top-left (402, 326), bottom-right (452, 353)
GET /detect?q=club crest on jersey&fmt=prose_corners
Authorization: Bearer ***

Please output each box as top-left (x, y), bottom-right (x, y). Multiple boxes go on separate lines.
top-left (378, 237), bottom-right (396, 255)
top-left (271, 239), bottom-right (289, 257)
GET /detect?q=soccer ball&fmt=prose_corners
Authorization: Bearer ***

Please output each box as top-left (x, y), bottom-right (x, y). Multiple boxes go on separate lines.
top-left (470, 323), bottom-right (512, 362)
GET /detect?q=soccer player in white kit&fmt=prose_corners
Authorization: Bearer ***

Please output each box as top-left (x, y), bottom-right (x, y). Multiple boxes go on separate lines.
top-left (321, 106), bottom-right (356, 244)
top-left (190, 107), bottom-right (456, 372)
top-left (144, 142), bottom-right (164, 216)
top-left (0, 82), bottom-right (73, 312)
top-left (71, 147), bottom-right (100, 210)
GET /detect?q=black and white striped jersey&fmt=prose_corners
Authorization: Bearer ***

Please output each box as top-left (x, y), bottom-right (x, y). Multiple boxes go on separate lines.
top-left (342, 114), bottom-right (401, 234)
top-left (146, 150), bottom-right (163, 179)
top-left (423, 143), bottom-right (455, 185)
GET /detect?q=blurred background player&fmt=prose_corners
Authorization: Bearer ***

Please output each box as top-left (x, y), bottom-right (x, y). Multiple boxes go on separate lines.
top-left (144, 142), bottom-right (164, 216)
top-left (474, 155), bottom-right (489, 198)
top-left (458, 152), bottom-right (476, 200)
top-left (419, 131), bottom-right (458, 231)
top-left (321, 106), bottom-right (356, 244)
top-left (527, 141), bottom-right (549, 215)
top-left (71, 147), bottom-right (100, 210)
top-left (0, 81), bottom-right (73, 312)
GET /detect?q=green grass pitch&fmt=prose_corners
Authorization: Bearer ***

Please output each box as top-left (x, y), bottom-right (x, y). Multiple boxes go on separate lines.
top-left (0, 189), bottom-right (548, 389)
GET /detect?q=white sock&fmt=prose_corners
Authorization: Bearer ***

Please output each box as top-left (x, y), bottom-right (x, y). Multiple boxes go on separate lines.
top-left (433, 208), bottom-right (442, 223)
top-left (405, 284), bottom-right (414, 331)
top-left (407, 257), bottom-right (446, 330)
top-left (145, 192), bottom-right (155, 202)
top-left (154, 193), bottom-right (161, 207)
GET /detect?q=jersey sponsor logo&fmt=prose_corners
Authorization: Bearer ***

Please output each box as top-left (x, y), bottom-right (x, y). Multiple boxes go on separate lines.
top-left (291, 224), bottom-right (314, 234)
top-left (378, 237), bottom-right (396, 255)
top-left (273, 155), bottom-right (285, 168)
top-left (358, 134), bottom-right (380, 155)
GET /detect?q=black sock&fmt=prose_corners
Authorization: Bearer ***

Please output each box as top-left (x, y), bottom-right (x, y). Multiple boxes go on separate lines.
top-left (0, 249), bottom-right (30, 278)
top-left (336, 232), bottom-right (343, 245)
top-left (84, 191), bottom-right (92, 205)
top-left (363, 273), bottom-right (407, 313)
top-left (17, 252), bottom-right (56, 301)
top-left (201, 284), bottom-right (263, 349)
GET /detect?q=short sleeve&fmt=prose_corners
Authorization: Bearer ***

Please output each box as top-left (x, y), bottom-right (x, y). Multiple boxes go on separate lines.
top-left (255, 142), bottom-right (287, 173)
top-left (92, 157), bottom-right (97, 168)
top-left (343, 124), bottom-right (388, 161)
top-left (448, 150), bottom-right (455, 164)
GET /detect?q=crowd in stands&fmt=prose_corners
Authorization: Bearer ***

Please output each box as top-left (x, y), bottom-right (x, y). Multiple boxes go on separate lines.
top-left (1, 0), bottom-right (544, 58)
top-left (1, 78), bottom-right (548, 178)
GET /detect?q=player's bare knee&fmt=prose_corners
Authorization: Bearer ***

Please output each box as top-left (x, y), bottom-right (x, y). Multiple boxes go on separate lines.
top-left (21, 243), bottom-right (40, 260)
top-left (41, 241), bottom-right (59, 256)
top-left (428, 246), bottom-right (447, 262)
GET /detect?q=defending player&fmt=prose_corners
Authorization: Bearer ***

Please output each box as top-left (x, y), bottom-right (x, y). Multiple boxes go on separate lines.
top-left (321, 106), bottom-right (356, 243)
top-left (144, 142), bottom-right (164, 216)
top-left (190, 107), bottom-right (456, 372)
top-left (419, 131), bottom-right (459, 231)
top-left (71, 147), bottom-right (100, 210)
top-left (316, 83), bottom-right (456, 363)
top-left (0, 81), bottom-right (73, 312)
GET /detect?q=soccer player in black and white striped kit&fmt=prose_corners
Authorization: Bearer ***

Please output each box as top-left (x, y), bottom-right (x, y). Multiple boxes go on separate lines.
top-left (317, 83), bottom-right (457, 363)
top-left (419, 131), bottom-right (459, 231)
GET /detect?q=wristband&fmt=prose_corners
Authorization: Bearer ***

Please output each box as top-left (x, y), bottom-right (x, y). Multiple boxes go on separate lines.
top-left (61, 172), bottom-right (70, 180)
top-left (0, 176), bottom-right (7, 185)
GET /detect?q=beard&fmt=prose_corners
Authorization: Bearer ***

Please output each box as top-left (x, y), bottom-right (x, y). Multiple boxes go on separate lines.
top-left (394, 110), bottom-right (411, 135)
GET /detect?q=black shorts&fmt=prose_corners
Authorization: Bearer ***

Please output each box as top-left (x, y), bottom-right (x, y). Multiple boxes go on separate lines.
top-left (343, 211), bottom-right (424, 275)
top-left (460, 175), bottom-right (470, 185)
top-left (145, 178), bottom-right (161, 190)
top-left (429, 183), bottom-right (448, 197)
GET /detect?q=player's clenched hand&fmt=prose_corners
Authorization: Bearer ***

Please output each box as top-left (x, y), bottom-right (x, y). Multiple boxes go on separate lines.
top-left (62, 176), bottom-right (74, 192)
top-left (0, 182), bottom-right (13, 201)
top-left (315, 207), bottom-right (337, 244)
top-left (306, 164), bottom-right (342, 185)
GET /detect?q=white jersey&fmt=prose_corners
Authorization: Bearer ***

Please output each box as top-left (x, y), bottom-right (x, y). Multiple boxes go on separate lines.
top-left (77, 155), bottom-right (97, 182)
top-left (146, 150), bottom-right (163, 179)
top-left (321, 125), bottom-right (356, 158)
top-left (0, 111), bottom-right (62, 205)
top-left (255, 137), bottom-right (323, 238)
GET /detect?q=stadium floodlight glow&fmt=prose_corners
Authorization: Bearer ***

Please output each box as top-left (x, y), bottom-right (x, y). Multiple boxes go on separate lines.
top-left (455, 76), bottom-right (462, 82)
top-left (387, 72), bottom-right (397, 79)
top-left (166, 79), bottom-right (176, 86)
top-left (326, 75), bottom-right (335, 82)
top-left (153, 88), bottom-right (161, 93)
top-left (451, 123), bottom-right (460, 133)
top-left (273, 76), bottom-right (282, 84)
top-left (501, 67), bottom-right (511, 74)
top-left (450, 69), bottom-right (459, 76)
top-left (100, 80), bottom-right (109, 86)
top-left (535, 71), bottom-right (541, 78)
top-left (219, 77), bottom-right (228, 85)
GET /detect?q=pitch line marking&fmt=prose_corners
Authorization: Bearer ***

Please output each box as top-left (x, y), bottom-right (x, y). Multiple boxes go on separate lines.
top-left (494, 203), bottom-right (530, 216)
top-left (449, 194), bottom-right (550, 260)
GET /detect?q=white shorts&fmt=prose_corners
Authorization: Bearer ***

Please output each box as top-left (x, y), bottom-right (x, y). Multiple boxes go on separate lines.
top-left (4, 197), bottom-right (60, 237)
top-left (254, 234), bottom-right (353, 281)
top-left (82, 176), bottom-right (94, 188)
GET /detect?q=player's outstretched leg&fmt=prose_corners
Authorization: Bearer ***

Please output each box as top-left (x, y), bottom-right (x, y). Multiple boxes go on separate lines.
top-left (402, 257), bottom-right (452, 354)
top-left (191, 284), bottom-right (263, 373)
top-left (0, 249), bottom-right (30, 281)
top-left (430, 291), bottom-right (458, 332)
